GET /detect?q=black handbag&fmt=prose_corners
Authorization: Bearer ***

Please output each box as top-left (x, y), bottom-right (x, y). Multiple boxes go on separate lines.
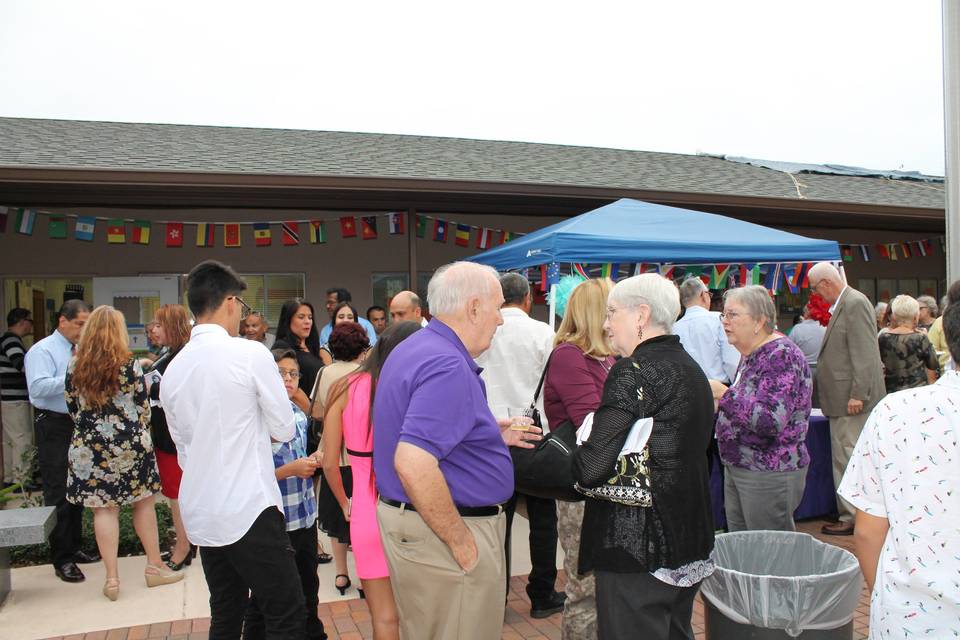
top-left (509, 356), bottom-right (584, 502)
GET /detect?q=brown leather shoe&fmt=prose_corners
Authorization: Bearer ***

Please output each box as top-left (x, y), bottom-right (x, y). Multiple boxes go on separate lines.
top-left (821, 521), bottom-right (855, 536)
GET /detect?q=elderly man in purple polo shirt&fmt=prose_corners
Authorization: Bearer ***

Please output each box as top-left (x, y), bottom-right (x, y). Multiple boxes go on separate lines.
top-left (374, 261), bottom-right (542, 640)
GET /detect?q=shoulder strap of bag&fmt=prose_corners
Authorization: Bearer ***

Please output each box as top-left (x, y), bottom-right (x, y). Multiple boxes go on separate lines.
top-left (307, 365), bottom-right (327, 420)
top-left (530, 351), bottom-right (554, 407)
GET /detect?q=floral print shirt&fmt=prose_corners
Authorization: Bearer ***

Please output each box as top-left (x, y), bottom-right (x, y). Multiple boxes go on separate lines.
top-left (877, 331), bottom-right (940, 394)
top-left (837, 372), bottom-right (960, 638)
top-left (716, 338), bottom-right (812, 472)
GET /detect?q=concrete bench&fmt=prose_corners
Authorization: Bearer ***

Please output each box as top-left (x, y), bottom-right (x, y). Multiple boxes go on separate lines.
top-left (0, 506), bottom-right (56, 606)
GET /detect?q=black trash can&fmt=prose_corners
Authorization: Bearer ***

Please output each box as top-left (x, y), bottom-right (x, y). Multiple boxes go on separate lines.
top-left (700, 531), bottom-right (863, 639)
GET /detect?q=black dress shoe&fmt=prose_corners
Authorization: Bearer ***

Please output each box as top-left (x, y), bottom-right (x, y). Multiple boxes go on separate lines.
top-left (74, 549), bottom-right (101, 564)
top-left (530, 591), bottom-right (566, 619)
top-left (55, 562), bottom-right (86, 583)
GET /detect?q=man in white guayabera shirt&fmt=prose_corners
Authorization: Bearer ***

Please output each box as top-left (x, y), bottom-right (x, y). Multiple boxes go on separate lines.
top-left (161, 260), bottom-right (304, 640)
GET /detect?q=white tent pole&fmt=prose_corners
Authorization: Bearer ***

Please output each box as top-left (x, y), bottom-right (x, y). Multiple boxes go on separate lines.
top-left (549, 282), bottom-right (557, 331)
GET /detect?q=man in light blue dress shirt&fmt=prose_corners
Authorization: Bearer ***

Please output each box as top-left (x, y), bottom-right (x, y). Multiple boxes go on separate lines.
top-left (672, 278), bottom-right (740, 384)
top-left (24, 299), bottom-right (96, 583)
top-left (319, 287), bottom-right (377, 346)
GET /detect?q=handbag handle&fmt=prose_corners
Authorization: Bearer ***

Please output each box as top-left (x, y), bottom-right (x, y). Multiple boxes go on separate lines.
top-left (307, 365), bottom-right (327, 422)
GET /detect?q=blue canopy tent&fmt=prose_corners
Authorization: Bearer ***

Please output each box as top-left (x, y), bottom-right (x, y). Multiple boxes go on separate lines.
top-left (468, 198), bottom-right (841, 325)
top-left (468, 198), bottom-right (840, 270)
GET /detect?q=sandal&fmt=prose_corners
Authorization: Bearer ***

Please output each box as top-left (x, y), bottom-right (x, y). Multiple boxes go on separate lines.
top-left (102, 577), bottom-right (120, 601)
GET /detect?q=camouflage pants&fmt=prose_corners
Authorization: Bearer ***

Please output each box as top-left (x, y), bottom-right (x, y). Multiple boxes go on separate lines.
top-left (557, 500), bottom-right (596, 640)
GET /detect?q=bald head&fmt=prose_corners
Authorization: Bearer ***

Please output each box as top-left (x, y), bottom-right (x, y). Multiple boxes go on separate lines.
top-left (808, 262), bottom-right (846, 303)
top-left (389, 290), bottom-right (423, 323)
top-left (427, 262), bottom-right (504, 357)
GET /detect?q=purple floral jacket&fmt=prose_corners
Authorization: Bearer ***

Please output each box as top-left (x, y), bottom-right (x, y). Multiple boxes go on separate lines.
top-left (716, 337), bottom-right (812, 472)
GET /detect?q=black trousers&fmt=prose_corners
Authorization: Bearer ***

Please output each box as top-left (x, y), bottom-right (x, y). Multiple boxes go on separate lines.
top-left (243, 522), bottom-right (326, 640)
top-left (200, 507), bottom-right (307, 640)
top-left (35, 410), bottom-right (84, 566)
top-left (596, 570), bottom-right (699, 640)
top-left (504, 492), bottom-right (559, 601)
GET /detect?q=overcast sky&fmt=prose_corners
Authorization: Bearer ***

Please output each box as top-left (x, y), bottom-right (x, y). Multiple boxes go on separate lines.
top-left (0, 1), bottom-right (947, 174)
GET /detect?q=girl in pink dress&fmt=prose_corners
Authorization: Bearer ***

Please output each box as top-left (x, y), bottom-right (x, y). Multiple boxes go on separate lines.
top-left (322, 321), bottom-right (423, 640)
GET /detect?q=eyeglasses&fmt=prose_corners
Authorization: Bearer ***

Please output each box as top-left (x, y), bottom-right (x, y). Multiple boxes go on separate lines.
top-left (719, 311), bottom-right (746, 321)
top-left (278, 368), bottom-right (301, 380)
top-left (232, 296), bottom-right (252, 320)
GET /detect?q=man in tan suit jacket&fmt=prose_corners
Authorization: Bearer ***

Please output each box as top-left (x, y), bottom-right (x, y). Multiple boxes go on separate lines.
top-left (808, 262), bottom-right (885, 535)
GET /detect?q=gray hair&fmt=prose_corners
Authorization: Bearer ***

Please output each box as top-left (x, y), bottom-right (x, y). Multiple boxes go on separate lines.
top-left (807, 262), bottom-right (843, 285)
top-left (427, 262), bottom-right (500, 316)
top-left (875, 301), bottom-right (888, 323)
top-left (724, 285), bottom-right (777, 334)
top-left (499, 272), bottom-right (530, 306)
top-left (917, 295), bottom-right (938, 317)
top-left (608, 274), bottom-right (681, 332)
top-left (678, 277), bottom-right (708, 307)
top-left (890, 294), bottom-right (920, 326)
top-left (59, 299), bottom-right (92, 321)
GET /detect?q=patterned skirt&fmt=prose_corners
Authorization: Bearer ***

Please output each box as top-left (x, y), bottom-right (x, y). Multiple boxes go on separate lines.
top-left (66, 421), bottom-right (161, 508)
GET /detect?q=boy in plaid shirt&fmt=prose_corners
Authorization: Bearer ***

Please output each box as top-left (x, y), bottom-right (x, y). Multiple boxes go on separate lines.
top-left (243, 349), bottom-right (325, 640)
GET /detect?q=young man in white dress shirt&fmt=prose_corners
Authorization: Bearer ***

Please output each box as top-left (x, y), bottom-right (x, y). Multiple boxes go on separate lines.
top-left (160, 260), bottom-right (306, 640)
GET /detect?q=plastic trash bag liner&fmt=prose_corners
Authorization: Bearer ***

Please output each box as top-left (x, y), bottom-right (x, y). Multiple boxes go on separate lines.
top-left (700, 531), bottom-right (863, 637)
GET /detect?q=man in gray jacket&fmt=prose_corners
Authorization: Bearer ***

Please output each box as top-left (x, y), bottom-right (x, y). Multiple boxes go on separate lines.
top-left (808, 262), bottom-right (885, 536)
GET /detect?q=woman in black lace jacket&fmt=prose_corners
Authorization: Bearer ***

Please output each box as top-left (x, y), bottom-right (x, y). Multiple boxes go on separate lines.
top-left (572, 274), bottom-right (715, 640)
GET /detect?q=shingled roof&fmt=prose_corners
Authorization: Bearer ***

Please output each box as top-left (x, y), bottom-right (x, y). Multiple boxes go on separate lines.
top-left (0, 117), bottom-right (945, 211)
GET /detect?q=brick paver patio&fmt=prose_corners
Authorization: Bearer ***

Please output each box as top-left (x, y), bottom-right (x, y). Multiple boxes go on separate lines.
top-left (41, 520), bottom-right (871, 639)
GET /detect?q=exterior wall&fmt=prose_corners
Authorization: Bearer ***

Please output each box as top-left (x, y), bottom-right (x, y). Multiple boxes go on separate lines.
top-left (0, 206), bottom-right (946, 330)
top-left (0, 207), bottom-right (566, 325)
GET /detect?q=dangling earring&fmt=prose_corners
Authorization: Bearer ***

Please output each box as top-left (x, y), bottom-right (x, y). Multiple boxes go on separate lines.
top-left (637, 325), bottom-right (643, 340)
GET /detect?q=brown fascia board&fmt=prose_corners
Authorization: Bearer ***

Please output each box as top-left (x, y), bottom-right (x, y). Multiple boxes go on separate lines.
top-left (0, 166), bottom-right (945, 230)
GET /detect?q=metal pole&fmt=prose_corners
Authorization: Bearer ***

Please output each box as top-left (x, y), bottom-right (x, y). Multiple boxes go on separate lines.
top-left (549, 282), bottom-right (557, 330)
top-left (944, 0), bottom-right (960, 283)
top-left (407, 207), bottom-right (417, 294)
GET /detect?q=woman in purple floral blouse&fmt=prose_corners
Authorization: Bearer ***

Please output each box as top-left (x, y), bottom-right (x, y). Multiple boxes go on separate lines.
top-left (713, 285), bottom-right (812, 532)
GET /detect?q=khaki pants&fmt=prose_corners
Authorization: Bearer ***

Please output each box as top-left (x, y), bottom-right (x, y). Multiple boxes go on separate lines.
top-left (828, 413), bottom-right (869, 522)
top-left (1, 400), bottom-right (33, 484)
top-left (377, 501), bottom-right (506, 640)
top-left (557, 500), bottom-right (596, 640)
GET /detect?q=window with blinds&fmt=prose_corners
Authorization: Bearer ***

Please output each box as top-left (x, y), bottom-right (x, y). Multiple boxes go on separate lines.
top-left (239, 273), bottom-right (305, 328)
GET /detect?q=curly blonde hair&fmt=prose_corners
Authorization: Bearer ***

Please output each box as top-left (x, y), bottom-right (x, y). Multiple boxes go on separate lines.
top-left (70, 306), bottom-right (131, 409)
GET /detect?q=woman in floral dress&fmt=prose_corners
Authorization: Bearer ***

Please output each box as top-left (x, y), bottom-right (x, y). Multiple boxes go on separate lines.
top-left (65, 305), bottom-right (182, 601)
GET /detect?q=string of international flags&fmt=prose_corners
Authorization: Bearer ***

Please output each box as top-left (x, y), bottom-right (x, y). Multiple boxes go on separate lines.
top-left (0, 206), bottom-right (523, 250)
top-left (839, 238), bottom-right (946, 262)
top-left (1, 205), bottom-right (947, 265)
top-left (533, 262), bottom-right (811, 295)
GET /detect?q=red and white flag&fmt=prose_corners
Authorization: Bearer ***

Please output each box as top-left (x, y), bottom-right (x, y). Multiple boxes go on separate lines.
top-left (476, 227), bottom-right (494, 249)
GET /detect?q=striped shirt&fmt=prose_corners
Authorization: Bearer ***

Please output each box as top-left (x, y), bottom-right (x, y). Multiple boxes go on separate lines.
top-left (0, 332), bottom-right (28, 401)
top-left (271, 404), bottom-right (318, 532)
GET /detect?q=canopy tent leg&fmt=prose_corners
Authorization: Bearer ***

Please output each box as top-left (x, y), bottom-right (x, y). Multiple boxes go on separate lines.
top-left (549, 282), bottom-right (557, 330)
